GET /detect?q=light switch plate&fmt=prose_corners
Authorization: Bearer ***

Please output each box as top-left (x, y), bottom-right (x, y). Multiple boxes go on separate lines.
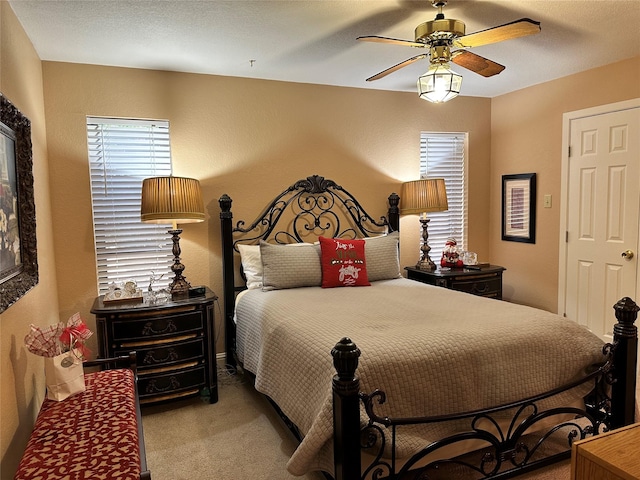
top-left (544, 194), bottom-right (552, 208)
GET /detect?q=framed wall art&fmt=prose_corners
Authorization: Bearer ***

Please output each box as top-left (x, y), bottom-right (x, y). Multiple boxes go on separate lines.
top-left (501, 173), bottom-right (536, 244)
top-left (0, 94), bottom-right (38, 313)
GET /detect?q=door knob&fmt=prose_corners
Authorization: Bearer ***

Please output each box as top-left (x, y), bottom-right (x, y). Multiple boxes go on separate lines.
top-left (622, 250), bottom-right (635, 260)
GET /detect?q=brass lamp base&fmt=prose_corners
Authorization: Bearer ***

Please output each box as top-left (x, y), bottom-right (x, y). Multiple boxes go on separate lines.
top-left (168, 229), bottom-right (192, 299)
top-left (169, 275), bottom-right (190, 300)
top-left (415, 216), bottom-right (437, 271)
top-left (415, 256), bottom-right (437, 271)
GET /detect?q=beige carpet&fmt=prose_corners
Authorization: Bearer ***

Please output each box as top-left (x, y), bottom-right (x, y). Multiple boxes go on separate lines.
top-left (141, 367), bottom-right (578, 480)
top-left (142, 368), bottom-right (325, 480)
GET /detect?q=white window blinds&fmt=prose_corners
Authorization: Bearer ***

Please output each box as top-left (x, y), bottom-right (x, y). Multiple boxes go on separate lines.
top-left (87, 117), bottom-right (173, 294)
top-left (419, 132), bottom-right (468, 255)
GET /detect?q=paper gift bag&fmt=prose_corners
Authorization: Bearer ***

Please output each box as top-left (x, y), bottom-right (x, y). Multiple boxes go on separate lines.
top-left (44, 348), bottom-right (86, 401)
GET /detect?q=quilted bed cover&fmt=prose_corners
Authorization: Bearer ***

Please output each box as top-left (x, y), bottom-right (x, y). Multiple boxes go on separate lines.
top-left (235, 278), bottom-right (606, 475)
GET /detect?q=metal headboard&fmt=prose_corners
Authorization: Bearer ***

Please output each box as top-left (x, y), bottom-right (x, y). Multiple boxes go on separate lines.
top-left (218, 174), bottom-right (400, 365)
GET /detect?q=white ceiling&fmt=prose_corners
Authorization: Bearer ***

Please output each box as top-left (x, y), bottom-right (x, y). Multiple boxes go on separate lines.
top-left (8, 0), bottom-right (640, 98)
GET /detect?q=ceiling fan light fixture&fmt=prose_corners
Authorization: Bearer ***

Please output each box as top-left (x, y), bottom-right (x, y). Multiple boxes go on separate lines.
top-left (417, 63), bottom-right (462, 103)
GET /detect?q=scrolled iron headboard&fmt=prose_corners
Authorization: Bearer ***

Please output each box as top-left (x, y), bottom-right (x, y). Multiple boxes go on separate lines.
top-left (218, 174), bottom-right (400, 365)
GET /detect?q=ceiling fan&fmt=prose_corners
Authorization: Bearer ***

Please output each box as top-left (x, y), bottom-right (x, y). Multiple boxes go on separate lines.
top-left (357, 0), bottom-right (541, 102)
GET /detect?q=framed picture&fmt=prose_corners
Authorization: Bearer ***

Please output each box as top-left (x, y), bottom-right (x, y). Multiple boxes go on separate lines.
top-left (502, 173), bottom-right (536, 244)
top-left (0, 94), bottom-right (38, 313)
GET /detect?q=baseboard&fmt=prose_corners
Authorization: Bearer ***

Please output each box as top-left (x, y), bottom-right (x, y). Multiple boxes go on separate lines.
top-left (216, 352), bottom-right (226, 365)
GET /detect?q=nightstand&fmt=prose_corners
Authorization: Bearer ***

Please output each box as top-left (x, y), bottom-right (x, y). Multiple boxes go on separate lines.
top-left (405, 265), bottom-right (506, 299)
top-left (91, 287), bottom-right (218, 405)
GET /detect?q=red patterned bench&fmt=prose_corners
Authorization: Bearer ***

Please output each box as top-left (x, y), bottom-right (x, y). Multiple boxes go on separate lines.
top-left (15, 354), bottom-right (151, 480)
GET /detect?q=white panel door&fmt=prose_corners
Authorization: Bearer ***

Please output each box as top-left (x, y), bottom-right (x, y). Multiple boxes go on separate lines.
top-left (564, 106), bottom-right (640, 341)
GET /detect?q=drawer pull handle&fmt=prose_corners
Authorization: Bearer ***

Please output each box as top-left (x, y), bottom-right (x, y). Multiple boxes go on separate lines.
top-left (143, 348), bottom-right (179, 365)
top-left (472, 283), bottom-right (490, 293)
top-left (142, 320), bottom-right (178, 336)
top-left (146, 376), bottom-right (181, 393)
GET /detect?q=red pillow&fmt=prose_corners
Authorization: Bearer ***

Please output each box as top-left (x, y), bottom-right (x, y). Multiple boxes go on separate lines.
top-left (319, 237), bottom-right (370, 288)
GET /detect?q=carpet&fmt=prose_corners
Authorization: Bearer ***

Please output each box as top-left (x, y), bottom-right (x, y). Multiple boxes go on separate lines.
top-left (141, 368), bottom-right (325, 480)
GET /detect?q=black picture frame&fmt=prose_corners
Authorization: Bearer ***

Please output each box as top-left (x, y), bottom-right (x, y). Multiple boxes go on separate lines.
top-left (501, 173), bottom-right (536, 244)
top-left (0, 94), bottom-right (38, 313)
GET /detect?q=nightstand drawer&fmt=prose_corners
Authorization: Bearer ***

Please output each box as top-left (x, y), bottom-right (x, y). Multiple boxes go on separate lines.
top-left (110, 310), bottom-right (204, 343)
top-left (138, 365), bottom-right (207, 403)
top-left (114, 337), bottom-right (205, 371)
top-left (449, 276), bottom-right (502, 297)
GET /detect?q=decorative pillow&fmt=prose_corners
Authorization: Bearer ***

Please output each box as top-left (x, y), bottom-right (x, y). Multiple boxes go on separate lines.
top-left (364, 231), bottom-right (402, 281)
top-left (319, 237), bottom-right (370, 288)
top-left (260, 241), bottom-right (322, 291)
top-left (237, 244), bottom-right (263, 289)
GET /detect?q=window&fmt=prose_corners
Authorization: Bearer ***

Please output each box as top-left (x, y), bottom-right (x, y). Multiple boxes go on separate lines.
top-left (419, 132), bottom-right (468, 255)
top-left (87, 117), bottom-right (173, 294)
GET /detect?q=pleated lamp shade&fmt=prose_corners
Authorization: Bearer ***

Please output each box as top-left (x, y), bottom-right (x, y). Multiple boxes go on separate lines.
top-left (400, 178), bottom-right (448, 215)
top-left (141, 176), bottom-right (205, 224)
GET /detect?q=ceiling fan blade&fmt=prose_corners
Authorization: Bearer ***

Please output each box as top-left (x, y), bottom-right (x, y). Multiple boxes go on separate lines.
top-left (452, 50), bottom-right (505, 77)
top-left (357, 35), bottom-right (425, 48)
top-left (454, 18), bottom-right (541, 48)
top-left (366, 53), bottom-right (428, 81)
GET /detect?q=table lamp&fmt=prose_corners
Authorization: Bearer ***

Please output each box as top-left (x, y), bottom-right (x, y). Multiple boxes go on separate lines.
top-left (141, 176), bottom-right (205, 298)
top-left (401, 178), bottom-right (448, 271)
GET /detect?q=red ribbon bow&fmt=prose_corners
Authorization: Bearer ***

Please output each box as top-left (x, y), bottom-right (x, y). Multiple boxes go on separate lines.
top-left (60, 323), bottom-right (91, 359)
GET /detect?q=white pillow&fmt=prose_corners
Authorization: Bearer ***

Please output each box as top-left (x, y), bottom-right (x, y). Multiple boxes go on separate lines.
top-left (237, 244), bottom-right (263, 289)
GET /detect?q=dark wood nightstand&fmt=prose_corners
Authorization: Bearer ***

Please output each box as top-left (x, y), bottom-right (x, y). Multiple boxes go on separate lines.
top-left (405, 265), bottom-right (506, 299)
top-left (91, 287), bottom-right (218, 405)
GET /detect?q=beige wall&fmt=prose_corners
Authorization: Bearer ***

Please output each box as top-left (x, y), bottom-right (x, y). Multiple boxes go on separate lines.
top-left (490, 56), bottom-right (640, 312)
top-left (0, 3), bottom-right (60, 477)
top-left (41, 62), bottom-right (492, 358)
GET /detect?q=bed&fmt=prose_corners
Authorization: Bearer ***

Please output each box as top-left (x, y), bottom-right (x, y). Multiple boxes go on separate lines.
top-left (218, 174), bottom-right (638, 480)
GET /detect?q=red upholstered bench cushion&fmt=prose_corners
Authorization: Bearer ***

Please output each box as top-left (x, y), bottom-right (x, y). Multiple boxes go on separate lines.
top-left (15, 369), bottom-right (141, 480)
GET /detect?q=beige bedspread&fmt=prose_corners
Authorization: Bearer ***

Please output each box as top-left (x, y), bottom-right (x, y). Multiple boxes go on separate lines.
top-left (235, 278), bottom-right (606, 475)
